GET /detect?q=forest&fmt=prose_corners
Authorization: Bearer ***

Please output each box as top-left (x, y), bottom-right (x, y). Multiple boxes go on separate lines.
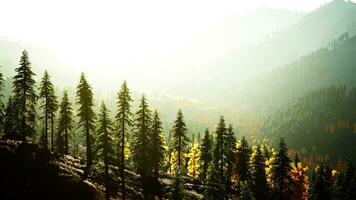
top-left (0, 50), bottom-right (355, 200)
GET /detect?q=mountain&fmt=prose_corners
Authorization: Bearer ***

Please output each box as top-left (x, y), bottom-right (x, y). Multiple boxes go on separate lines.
top-left (176, 0), bottom-right (356, 104)
top-left (261, 85), bottom-right (356, 163)
top-left (236, 32), bottom-right (356, 115)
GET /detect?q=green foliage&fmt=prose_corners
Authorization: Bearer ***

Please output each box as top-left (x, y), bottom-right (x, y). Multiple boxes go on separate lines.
top-left (115, 80), bottom-right (133, 200)
top-left (12, 50), bottom-right (37, 142)
top-left (204, 165), bottom-right (225, 200)
top-left (172, 109), bottom-right (188, 173)
top-left (131, 95), bottom-right (153, 176)
top-left (212, 116), bottom-right (227, 176)
top-left (76, 72), bottom-right (95, 169)
top-left (308, 164), bottom-right (333, 200)
top-left (236, 136), bottom-right (251, 183)
top-left (3, 96), bottom-right (19, 139)
top-left (262, 85), bottom-right (356, 162)
top-left (200, 129), bottom-right (213, 183)
top-left (56, 90), bottom-right (74, 154)
top-left (169, 170), bottom-right (185, 200)
top-left (270, 138), bottom-right (292, 200)
top-left (39, 70), bottom-right (58, 150)
top-left (225, 124), bottom-right (237, 194)
top-left (151, 110), bottom-right (165, 178)
top-left (251, 144), bottom-right (269, 200)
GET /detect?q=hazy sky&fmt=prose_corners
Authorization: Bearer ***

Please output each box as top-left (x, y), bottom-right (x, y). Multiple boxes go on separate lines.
top-left (0, 0), bottom-right (333, 65)
top-left (0, 0), bottom-right (342, 92)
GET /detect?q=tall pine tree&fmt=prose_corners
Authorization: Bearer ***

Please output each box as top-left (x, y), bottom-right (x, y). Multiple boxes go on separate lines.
top-left (76, 73), bottom-right (95, 171)
top-left (96, 102), bottom-right (115, 200)
top-left (3, 96), bottom-right (21, 139)
top-left (115, 80), bottom-right (133, 200)
top-left (251, 144), bottom-right (269, 200)
top-left (56, 90), bottom-right (74, 154)
top-left (235, 136), bottom-right (251, 183)
top-left (131, 95), bottom-right (153, 176)
top-left (200, 128), bottom-right (212, 184)
top-left (270, 137), bottom-right (292, 200)
top-left (172, 110), bottom-right (188, 174)
top-left (151, 110), bottom-right (165, 179)
top-left (225, 124), bottom-right (237, 195)
top-left (39, 70), bottom-right (57, 150)
top-left (213, 116), bottom-right (227, 177)
top-left (12, 50), bottom-right (37, 142)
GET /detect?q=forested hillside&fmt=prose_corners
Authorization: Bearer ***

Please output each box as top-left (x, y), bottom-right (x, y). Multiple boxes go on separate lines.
top-left (237, 33), bottom-right (356, 114)
top-left (0, 50), bottom-right (355, 199)
top-left (261, 86), bottom-right (356, 164)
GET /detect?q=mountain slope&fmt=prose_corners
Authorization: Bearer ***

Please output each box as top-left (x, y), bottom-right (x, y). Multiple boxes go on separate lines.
top-left (234, 32), bottom-right (356, 116)
top-left (261, 85), bottom-right (356, 163)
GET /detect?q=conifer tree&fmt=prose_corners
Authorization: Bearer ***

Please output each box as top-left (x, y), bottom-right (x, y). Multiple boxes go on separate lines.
top-left (131, 95), bottom-right (153, 176)
top-left (200, 129), bottom-right (212, 183)
top-left (76, 73), bottom-right (95, 170)
top-left (151, 110), bottom-right (165, 179)
top-left (39, 70), bottom-right (57, 150)
top-left (187, 139), bottom-right (201, 179)
top-left (170, 170), bottom-right (185, 200)
top-left (95, 102), bottom-right (115, 200)
top-left (235, 136), bottom-right (251, 183)
top-left (239, 181), bottom-right (256, 200)
top-left (334, 162), bottom-right (356, 200)
top-left (115, 80), bottom-right (133, 200)
top-left (204, 166), bottom-right (225, 200)
top-left (172, 110), bottom-right (188, 173)
top-left (213, 116), bottom-right (227, 177)
top-left (12, 50), bottom-right (37, 142)
top-left (56, 90), bottom-right (74, 154)
top-left (225, 124), bottom-right (237, 195)
top-left (308, 164), bottom-right (332, 200)
top-left (251, 144), bottom-right (269, 200)
top-left (270, 137), bottom-right (292, 200)
top-left (3, 96), bottom-right (19, 139)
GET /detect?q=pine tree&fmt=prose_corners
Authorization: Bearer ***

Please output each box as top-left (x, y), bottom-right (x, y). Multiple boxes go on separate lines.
top-left (172, 110), bottom-right (188, 173)
top-left (187, 139), bottom-right (201, 179)
top-left (95, 102), bottom-right (115, 200)
top-left (225, 124), bottom-right (237, 195)
top-left (235, 136), bottom-right (251, 183)
top-left (334, 162), bottom-right (356, 200)
top-left (200, 128), bottom-right (212, 184)
top-left (39, 70), bottom-right (58, 150)
top-left (151, 110), bottom-right (165, 179)
top-left (76, 73), bottom-right (95, 171)
top-left (12, 50), bottom-right (37, 142)
top-left (204, 165), bottom-right (225, 200)
top-left (213, 116), bottom-right (227, 178)
top-left (3, 96), bottom-right (19, 139)
top-left (308, 164), bottom-right (332, 200)
top-left (270, 137), bottom-right (292, 200)
top-left (251, 144), bottom-right (269, 200)
top-left (115, 80), bottom-right (133, 200)
top-left (170, 170), bottom-right (185, 200)
top-left (56, 90), bottom-right (74, 154)
top-left (131, 95), bottom-right (153, 176)
top-left (239, 181), bottom-right (256, 200)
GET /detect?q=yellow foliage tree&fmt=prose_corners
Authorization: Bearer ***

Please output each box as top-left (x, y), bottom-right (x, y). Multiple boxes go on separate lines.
top-left (187, 140), bottom-right (201, 179)
top-left (290, 162), bottom-right (309, 200)
top-left (170, 150), bottom-right (185, 175)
